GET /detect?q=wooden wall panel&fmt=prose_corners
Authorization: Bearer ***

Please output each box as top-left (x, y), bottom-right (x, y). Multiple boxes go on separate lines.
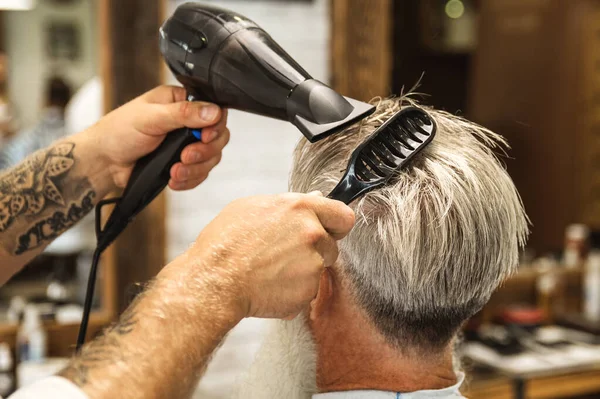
top-left (331, 0), bottom-right (392, 100)
top-left (101, 0), bottom-right (167, 313)
top-left (580, 3), bottom-right (600, 228)
top-left (469, 0), bottom-right (600, 253)
top-left (0, 12), bottom-right (4, 52)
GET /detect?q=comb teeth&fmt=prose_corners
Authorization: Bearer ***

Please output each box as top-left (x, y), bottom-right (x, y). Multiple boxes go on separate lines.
top-left (328, 106), bottom-right (437, 204)
top-left (355, 107), bottom-right (435, 182)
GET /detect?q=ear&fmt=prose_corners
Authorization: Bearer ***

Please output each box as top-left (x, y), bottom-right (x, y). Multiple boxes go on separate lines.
top-left (309, 268), bottom-right (334, 321)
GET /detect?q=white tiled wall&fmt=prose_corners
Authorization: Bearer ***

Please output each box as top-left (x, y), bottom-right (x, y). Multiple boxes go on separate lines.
top-left (166, 1), bottom-right (330, 397)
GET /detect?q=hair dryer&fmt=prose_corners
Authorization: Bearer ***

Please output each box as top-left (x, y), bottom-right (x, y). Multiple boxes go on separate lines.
top-left (77, 2), bottom-right (375, 349)
top-left (95, 2), bottom-right (375, 253)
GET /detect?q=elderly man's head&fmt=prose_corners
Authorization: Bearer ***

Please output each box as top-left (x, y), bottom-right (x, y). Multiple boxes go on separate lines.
top-left (235, 97), bottom-right (528, 398)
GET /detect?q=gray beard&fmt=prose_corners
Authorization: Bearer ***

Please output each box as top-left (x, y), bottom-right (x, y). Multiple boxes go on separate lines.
top-left (231, 315), bottom-right (317, 399)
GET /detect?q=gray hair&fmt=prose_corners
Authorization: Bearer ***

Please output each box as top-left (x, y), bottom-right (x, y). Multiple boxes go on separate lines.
top-left (289, 97), bottom-right (529, 351)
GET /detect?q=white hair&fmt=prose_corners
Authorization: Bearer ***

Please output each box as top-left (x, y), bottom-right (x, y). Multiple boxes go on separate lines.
top-left (289, 97), bottom-right (529, 350)
top-left (232, 316), bottom-right (316, 399)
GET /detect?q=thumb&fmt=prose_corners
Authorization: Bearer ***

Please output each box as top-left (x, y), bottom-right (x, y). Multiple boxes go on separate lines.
top-left (142, 101), bottom-right (222, 136)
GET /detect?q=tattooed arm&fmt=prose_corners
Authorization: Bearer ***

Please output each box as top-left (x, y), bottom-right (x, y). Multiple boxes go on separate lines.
top-left (0, 137), bottom-right (110, 280)
top-left (0, 86), bottom-right (229, 283)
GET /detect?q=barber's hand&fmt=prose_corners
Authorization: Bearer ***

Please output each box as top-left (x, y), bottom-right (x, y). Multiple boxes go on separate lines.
top-left (90, 85), bottom-right (230, 191)
top-left (162, 193), bottom-right (355, 320)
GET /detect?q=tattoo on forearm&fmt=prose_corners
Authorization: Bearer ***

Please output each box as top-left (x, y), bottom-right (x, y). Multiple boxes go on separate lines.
top-left (15, 191), bottom-right (95, 254)
top-left (59, 294), bottom-right (142, 386)
top-left (0, 142), bottom-right (97, 254)
top-left (0, 143), bottom-right (75, 230)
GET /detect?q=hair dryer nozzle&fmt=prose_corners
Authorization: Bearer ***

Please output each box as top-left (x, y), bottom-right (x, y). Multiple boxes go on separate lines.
top-left (287, 80), bottom-right (376, 142)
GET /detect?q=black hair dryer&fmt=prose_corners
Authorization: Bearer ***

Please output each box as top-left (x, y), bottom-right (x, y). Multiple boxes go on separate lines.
top-left (95, 2), bottom-right (375, 252)
top-left (79, 2), bottom-right (376, 349)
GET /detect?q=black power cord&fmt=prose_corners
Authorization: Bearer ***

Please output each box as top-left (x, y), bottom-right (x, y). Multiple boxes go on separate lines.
top-left (76, 197), bottom-right (122, 351)
top-left (75, 248), bottom-right (103, 350)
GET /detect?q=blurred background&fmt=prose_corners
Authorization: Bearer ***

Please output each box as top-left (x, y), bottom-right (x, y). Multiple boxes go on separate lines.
top-left (0, 0), bottom-right (599, 398)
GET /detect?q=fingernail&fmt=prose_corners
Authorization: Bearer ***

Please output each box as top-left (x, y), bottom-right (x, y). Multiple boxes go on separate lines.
top-left (308, 190), bottom-right (324, 196)
top-left (200, 105), bottom-right (219, 121)
top-left (180, 167), bottom-right (189, 179)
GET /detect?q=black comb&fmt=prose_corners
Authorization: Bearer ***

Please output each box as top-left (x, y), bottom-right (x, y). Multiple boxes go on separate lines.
top-left (328, 107), bottom-right (436, 204)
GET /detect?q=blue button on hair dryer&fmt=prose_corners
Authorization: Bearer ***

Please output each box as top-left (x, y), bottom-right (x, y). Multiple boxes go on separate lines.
top-left (77, 2), bottom-right (375, 349)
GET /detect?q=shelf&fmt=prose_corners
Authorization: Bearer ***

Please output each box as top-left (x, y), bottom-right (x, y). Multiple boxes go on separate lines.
top-left (0, 312), bottom-right (113, 357)
top-left (510, 265), bottom-right (583, 280)
top-left (462, 373), bottom-right (513, 399)
top-left (464, 367), bottom-right (600, 399)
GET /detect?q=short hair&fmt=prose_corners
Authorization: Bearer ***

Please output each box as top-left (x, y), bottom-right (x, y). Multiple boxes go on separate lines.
top-left (289, 97), bottom-right (529, 351)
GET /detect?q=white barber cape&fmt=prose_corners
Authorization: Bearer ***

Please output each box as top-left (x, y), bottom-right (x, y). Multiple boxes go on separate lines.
top-left (7, 377), bottom-right (88, 399)
top-left (313, 373), bottom-right (466, 399)
top-left (7, 372), bottom-right (466, 398)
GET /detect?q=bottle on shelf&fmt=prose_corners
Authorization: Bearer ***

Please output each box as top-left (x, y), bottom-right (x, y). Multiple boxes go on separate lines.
top-left (584, 250), bottom-right (600, 321)
top-left (16, 305), bottom-right (47, 363)
top-left (563, 224), bottom-right (589, 268)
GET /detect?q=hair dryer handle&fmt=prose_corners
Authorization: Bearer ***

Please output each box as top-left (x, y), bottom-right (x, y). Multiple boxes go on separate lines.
top-left (116, 127), bottom-right (199, 221)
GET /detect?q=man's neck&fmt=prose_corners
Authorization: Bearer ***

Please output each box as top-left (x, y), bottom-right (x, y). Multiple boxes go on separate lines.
top-left (316, 341), bottom-right (457, 393)
top-left (313, 294), bottom-right (457, 393)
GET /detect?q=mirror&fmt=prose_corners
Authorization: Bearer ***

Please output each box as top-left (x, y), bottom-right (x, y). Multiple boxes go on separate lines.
top-left (0, 0), bottom-right (101, 328)
top-left (0, 0), bottom-right (97, 144)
